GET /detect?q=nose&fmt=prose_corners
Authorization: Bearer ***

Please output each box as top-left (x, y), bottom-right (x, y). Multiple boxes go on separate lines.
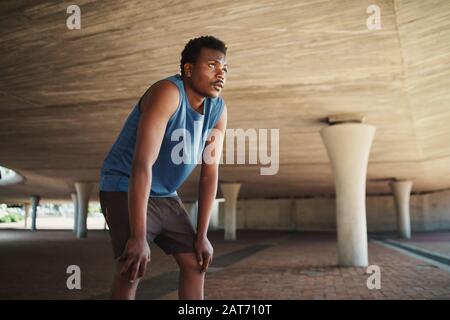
top-left (217, 68), bottom-right (225, 81)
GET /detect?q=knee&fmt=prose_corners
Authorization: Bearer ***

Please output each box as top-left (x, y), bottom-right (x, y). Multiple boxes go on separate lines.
top-left (114, 262), bottom-right (143, 284)
top-left (178, 256), bottom-right (203, 275)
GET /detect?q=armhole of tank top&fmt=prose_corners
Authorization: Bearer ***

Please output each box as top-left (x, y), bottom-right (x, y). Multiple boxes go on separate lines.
top-left (211, 98), bottom-right (225, 128)
top-left (165, 78), bottom-right (183, 124)
top-left (137, 94), bottom-right (144, 113)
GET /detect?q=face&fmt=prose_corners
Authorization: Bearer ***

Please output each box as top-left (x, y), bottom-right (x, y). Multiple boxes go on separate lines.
top-left (184, 47), bottom-right (228, 98)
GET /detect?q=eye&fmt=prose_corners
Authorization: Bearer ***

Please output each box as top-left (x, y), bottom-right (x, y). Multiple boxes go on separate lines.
top-left (223, 68), bottom-right (228, 73)
top-left (208, 63), bottom-right (215, 69)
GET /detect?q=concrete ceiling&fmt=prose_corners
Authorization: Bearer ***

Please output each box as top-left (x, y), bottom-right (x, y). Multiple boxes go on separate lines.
top-left (1, 0), bottom-right (449, 203)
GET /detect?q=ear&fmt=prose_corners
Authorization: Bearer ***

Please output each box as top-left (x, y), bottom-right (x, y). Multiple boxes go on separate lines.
top-left (184, 63), bottom-right (193, 77)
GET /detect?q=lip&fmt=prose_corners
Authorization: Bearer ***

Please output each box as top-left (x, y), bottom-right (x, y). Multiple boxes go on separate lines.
top-left (213, 81), bottom-right (224, 89)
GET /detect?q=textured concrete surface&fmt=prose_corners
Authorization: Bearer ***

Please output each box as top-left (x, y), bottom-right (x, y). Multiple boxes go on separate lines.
top-left (1, 0), bottom-right (450, 202)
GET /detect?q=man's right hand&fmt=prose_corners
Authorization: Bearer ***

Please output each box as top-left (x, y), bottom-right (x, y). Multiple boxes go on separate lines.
top-left (118, 237), bottom-right (151, 283)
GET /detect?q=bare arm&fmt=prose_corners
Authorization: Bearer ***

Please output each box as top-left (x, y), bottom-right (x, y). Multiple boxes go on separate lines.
top-left (119, 80), bottom-right (179, 282)
top-left (195, 105), bottom-right (228, 272)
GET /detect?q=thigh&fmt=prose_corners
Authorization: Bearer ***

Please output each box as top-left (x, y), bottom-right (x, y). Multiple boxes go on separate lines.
top-left (99, 191), bottom-right (164, 258)
top-left (146, 197), bottom-right (163, 242)
top-left (99, 191), bottom-right (130, 259)
top-left (152, 197), bottom-right (197, 255)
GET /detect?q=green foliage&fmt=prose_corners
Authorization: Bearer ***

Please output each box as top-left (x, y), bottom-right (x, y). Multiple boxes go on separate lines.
top-left (0, 213), bottom-right (23, 223)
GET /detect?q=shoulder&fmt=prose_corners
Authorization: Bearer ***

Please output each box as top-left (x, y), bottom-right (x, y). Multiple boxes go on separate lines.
top-left (139, 79), bottom-right (180, 115)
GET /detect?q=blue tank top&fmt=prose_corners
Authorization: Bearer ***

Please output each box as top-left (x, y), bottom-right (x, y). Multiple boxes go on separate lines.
top-left (99, 74), bottom-right (225, 197)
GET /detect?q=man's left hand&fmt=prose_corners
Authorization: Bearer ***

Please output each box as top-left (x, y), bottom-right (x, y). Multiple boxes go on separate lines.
top-left (194, 235), bottom-right (214, 273)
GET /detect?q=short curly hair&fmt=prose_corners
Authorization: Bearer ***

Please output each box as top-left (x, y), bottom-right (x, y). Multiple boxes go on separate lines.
top-left (180, 36), bottom-right (227, 76)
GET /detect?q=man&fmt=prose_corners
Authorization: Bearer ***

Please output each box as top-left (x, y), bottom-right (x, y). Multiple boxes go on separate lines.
top-left (99, 35), bottom-right (228, 300)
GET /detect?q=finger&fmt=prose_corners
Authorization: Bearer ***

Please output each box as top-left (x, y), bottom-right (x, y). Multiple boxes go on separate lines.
top-left (117, 253), bottom-right (127, 262)
top-left (196, 250), bottom-right (203, 266)
top-left (207, 255), bottom-right (212, 268)
top-left (129, 261), bottom-right (140, 283)
top-left (120, 257), bottom-right (134, 275)
top-left (201, 254), bottom-right (209, 273)
top-left (118, 245), bottom-right (130, 262)
top-left (138, 258), bottom-right (147, 278)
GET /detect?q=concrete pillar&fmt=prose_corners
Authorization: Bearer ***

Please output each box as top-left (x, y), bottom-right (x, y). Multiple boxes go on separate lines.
top-left (71, 193), bottom-right (79, 234)
top-left (320, 123), bottom-right (376, 267)
top-left (30, 195), bottom-right (40, 231)
top-left (218, 201), bottom-right (225, 229)
top-left (389, 180), bottom-right (413, 239)
top-left (209, 199), bottom-right (222, 230)
top-left (75, 182), bottom-right (93, 239)
top-left (220, 183), bottom-right (241, 240)
top-left (185, 200), bottom-right (221, 231)
top-left (23, 203), bottom-right (30, 228)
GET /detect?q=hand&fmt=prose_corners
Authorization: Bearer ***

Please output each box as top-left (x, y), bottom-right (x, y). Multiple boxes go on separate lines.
top-left (194, 235), bottom-right (213, 273)
top-left (118, 237), bottom-right (151, 283)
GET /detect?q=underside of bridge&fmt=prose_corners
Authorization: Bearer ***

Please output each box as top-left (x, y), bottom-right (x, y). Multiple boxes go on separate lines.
top-left (0, 0), bottom-right (449, 203)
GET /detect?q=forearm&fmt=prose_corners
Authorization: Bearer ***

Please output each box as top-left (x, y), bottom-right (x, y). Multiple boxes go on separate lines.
top-left (196, 172), bottom-right (218, 238)
top-left (128, 164), bottom-right (152, 239)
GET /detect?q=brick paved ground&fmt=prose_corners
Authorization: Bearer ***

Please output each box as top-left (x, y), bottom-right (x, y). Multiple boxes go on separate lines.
top-left (0, 230), bottom-right (449, 299)
top-left (392, 232), bottom-right (450, 257)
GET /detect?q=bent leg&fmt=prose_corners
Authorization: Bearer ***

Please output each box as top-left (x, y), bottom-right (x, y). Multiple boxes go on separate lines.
top-left (110, 261), bottom-right (141, 300)
top-left (173, 252), bottom-right (205, 300)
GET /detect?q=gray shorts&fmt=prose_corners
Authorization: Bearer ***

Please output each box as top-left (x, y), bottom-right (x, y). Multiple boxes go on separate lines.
top-left (99, 191), bottom-right (196, 258)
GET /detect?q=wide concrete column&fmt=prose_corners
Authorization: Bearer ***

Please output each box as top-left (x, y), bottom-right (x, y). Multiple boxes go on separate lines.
top-left (23, 203), bottom-right (30, 228)
top-left (186, 200), bottom-right (221, 231)
top-left (71, 192), bottom-right (79, 234)
top-left (75, 182), bottom-right (93, 239)
top-left (320, 123), bottom-right (376, 267)
top-left (209, 199), bottom-right (222, 230)
top-left (389, 180), bottom-right (413, 239)
top-left (220, 183), bottom-right (241, 240)
top-left (30, 195), bottom-right (40, 231)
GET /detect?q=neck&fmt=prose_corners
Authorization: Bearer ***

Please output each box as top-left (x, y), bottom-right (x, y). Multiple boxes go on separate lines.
top-left (182, 76), bottom-right (205, 113)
